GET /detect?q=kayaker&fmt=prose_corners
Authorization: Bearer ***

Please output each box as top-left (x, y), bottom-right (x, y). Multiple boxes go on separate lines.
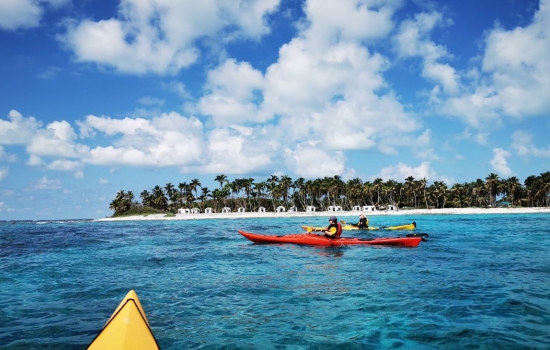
top-left (352, 213), bottom-right (369, 229)
top-left (324, 216), bottom-right (342, 239)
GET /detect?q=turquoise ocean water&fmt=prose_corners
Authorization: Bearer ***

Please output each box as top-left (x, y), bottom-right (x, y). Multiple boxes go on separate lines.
top-left (1, 213), bottom-right (549, 349)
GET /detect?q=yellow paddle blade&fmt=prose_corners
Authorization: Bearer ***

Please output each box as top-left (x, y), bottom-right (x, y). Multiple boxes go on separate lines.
top-left (301, 225), bottom-right (325, 232)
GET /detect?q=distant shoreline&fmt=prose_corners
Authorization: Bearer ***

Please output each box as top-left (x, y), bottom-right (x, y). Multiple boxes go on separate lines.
top-left (95, 207), bottom-right (550, 222)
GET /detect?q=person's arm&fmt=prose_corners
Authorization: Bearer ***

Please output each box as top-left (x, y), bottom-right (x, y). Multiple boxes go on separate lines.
top-left (325, 224), bottom-right (337, 235)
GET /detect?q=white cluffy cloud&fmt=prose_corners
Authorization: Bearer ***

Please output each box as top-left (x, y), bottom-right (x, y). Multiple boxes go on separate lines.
top-left (511, 130), bottom-right (550, 157)
top-left (16, 1), bottom-right (550, 182)
top-left (30, 176), bottom-right (62, 190)
top-left (284, 142), bottom-right (347, 178)
top-left (440, 0), bottom-right (550, 129)
top-left (0, 201), bottom-right (15, 213)
top-left (394, 11), bottom-right (459, 95)
top-left (0, 146), bottom-right (17, 162)
top-left (61, 0), bottom-right (280, 74)
top-left (47, 159), bottom-right (84, 178)
top-left (193, 0), bottom-right (422, 164)
top-left (2, 109), bottom-right (281, 176)
top-left (4, 1), bottom-right (433, 180)
top-left (377, 161), bottom-right (454, 185)
top-left (0, 110), bottom-right (42, 145)
top-left (197, 59), bottom-right (266, 125)
top-left (0, 166), bottom-right (8, 181)
top-left (0, 0), bottom-right (68, 31)
top-left (490, 148), bottom-right (512, 177)
top-left (80, 112), bottom-right (206, 167)
top-left (28, 120), bottom-right (90, 158)
top-left (182, 126), bottom-right (273, 174)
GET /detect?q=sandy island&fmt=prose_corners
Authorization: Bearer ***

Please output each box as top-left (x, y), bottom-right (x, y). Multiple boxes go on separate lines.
top-left (96, 207), bottom-right (550, 222)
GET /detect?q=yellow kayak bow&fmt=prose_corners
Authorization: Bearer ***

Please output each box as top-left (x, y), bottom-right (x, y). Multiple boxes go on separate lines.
top-left (87, 290), bottom-right (160, 350)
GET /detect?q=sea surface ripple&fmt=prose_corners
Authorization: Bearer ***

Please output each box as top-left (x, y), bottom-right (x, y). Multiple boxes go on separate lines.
top-left (0, 214), bottom-right (549, 349)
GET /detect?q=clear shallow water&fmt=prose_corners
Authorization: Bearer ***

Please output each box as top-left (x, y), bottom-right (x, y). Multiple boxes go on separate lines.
top-left (1, 214), bottom-right (549, 349)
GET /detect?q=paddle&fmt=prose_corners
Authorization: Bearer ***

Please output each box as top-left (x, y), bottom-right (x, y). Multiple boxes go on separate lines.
top-left (303, 226), bottom-right (323, 233)
top-left (341, 220), bottom-right (365, 229)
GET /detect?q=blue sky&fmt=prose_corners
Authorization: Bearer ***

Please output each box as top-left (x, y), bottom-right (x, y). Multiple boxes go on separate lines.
top-left (1, 0), bottom-right (549, 220)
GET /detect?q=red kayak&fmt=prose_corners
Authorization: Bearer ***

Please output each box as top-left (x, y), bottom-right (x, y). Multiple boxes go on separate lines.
top-left (238, 230), bottom-right (422, 247)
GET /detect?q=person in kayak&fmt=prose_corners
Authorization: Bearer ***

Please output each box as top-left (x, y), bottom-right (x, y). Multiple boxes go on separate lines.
top-left (324, 216), bottom-right (342, 239)
top-left (351, 213), bottom-right (369, 229)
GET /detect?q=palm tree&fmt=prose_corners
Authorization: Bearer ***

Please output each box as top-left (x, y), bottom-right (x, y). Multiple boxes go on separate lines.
top-left (449, 183), bottom-right (465, 208)
top-left (214, 174), bottom-right (228, 189)
top-left (292, 177), bottom-right (305, 209)
top-left (211, 188), bottom-right (222, 211)
top-left (266, 180), bottom-right (279, 211)
top-left (140, 190), bottom-right (152, 207)
top-left (189, 178), bottom-right (201, 200)
top-left (345, 178), bottom-right (363, 209)
top-left (404, 176), bottom-right (416, 207)
top-left (431, 181), bottom-right (448, 208)
top-left (242, 178), bottom-right (254, 210)
top-left (382, 179), bottom-right (398, 206)
top-left (177, 182), bottom-right (188, 208)
top-left (485, 173), bottom-right (501, 207)
top-left (164, 183), bottom-right (175, 198)
top-left (279, 175), bottom-right (293, 207)
top-left (108, 168), bottom-right (550, 215)
top-left (151, 185), bottom-right (168, 210)
top-left (542, 172), bottom-right (550, 207)
top-left (524, 175), bottom-right (537, 207)
top-left (330, 175), bottom-right (345, 207)
top-left (199, 187), bottom-right (211, 209)
top-left (362, 181), bottom-right (375, 206)
top-left (503, 176), bottom-right (521, 206)
top-left (163, 183), bottom-right (175, 211)
top-left (253, 181), bottom-right (267, 209)
top-left (416, 178), bottom-right (428, 209)
top-left (109, 190), bottom-right (126, 215)
top-left (471, 179), bottom-right (488, 207)
top-left (373, 178), bottom-right (384, 206)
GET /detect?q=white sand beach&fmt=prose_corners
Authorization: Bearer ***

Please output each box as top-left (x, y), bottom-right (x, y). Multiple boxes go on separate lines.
top-left (96, 207), bottom-right (550, 222)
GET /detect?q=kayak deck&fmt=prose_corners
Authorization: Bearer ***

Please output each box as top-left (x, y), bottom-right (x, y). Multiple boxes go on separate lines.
top-left (238, 230), bottom-right (421, 247)
top-left (87, 290), bottom-right (160, 350)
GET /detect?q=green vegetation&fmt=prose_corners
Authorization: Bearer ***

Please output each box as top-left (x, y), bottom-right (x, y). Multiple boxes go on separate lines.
top-left (108, 172), bottom-right (550, 217)
top-left (110, 205), bottom-right (166, 217)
